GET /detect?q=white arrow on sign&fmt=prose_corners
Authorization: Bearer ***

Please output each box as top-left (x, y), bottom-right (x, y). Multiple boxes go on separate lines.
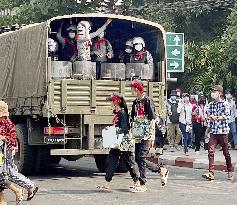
top-left (173, 35), bottom-right (181, 46)
top-left (170, 61), bottom-right (179, 69)
top-left (171, 49), bottom-right (180, 56)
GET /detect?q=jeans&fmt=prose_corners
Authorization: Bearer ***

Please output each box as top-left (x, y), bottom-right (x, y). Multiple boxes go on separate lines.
top-left (179, 123), bottom-right (192, 153)
top-left (229, 122), bottom-right (237, 146)
top-left (208, 134), bottom-right (232, 175)
top-left (105, 149), bottom-right (139, 183)
top-left (135, 140), bottom-right (150, 185)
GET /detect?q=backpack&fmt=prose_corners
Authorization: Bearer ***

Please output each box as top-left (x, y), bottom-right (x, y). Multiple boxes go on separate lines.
top-left (167, 100), bottom-right (180, 123)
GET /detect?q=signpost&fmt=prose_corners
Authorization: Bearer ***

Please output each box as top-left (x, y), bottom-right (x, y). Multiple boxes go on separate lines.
top-left (166, 33), bottom-right (184, 72)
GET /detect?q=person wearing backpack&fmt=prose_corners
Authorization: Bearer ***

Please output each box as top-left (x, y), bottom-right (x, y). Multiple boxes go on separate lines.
top-left (130, 80), bottom-right (169, 192)
top-left (166, 90), bottom-right (182, 151)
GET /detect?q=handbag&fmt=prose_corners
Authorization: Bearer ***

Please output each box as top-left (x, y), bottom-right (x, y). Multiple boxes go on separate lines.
top-left (132, 118), bottom-right (145, 138)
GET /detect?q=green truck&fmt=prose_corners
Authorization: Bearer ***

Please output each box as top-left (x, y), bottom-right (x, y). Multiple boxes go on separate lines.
top-left (0, 13), bottom-right (167, 174)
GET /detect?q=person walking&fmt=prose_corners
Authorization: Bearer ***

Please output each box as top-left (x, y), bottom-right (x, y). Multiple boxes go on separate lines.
top-left (0, 101), bottom-right (38, 203)
top-left (225, 89), bottom-right (237, 149)
top-left (130, 80), bottom-right (169, 192)
top-left (202, 85), bottom-right (234, 181)
top-left (166, 90), bottom-right (182, 151)
top-left (192, 93), bottom-right (207, 154)
top-left (177, 93), bottom-right (193, 155)
top-left (96, 93), bottom-right (139, 191)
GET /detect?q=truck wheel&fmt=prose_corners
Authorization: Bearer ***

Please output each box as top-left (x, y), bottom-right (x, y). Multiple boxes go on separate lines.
top-left (34, 146), bottom-right (50, 174)
top-left (15, 124), bottom-right (36, 175)
top-left (50, 156), bottom-right (61, 164)
top-left (94, 155), bottom-right (107, 173)
top-left (94, 154), bottom-right (128, 173)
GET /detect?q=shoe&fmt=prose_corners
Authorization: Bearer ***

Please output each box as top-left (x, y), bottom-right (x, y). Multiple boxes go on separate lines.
top-left (184, 150), bottom-right (189, 156)
top-left (160, 168), bottom-right (169, 186)
top-left (227, 172), bottom-right (234, 181)
top-left (27, 187), bottom-right (38, 201)
top-left (234, 145), bottom-right (237, 150)
top-left (175, 146), bottom-right (181, 151)
top-left (202, 172), bottom-right (214, 181)
top-left (195, 151), bottom-right (200, 155)
top-left (131, 185), bottom-right (147, 193)
top-left (170, 146), bottom-right (175, 152)
top-left (129, 181), bottom-right (140, 189)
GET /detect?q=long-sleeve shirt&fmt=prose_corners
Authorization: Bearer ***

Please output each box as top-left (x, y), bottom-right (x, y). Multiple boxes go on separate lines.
top-left (177, 102), bottom-right (193, 125)
top-left (206, 99), bottom-right (230, 134)
top-left (0, 117), bottom-right (17, 150)
top-left (226, 99), bottom-right (236, 123)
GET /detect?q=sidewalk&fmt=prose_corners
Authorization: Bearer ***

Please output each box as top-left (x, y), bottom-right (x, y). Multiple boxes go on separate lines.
top-left (147, 147), bottom-right (237, 173)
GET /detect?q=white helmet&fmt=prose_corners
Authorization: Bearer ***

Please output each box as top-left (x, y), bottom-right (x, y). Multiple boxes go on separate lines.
top-left (125, 39), bottom-right (133, 47)
top-left (77, 21), bottom-right (91, 31)
top-left (66, 25), bottom-right (77, 31)
top-left (133, 37), bottom-right (145, 47)
top-left (48, 38), bottom-right (58, 53)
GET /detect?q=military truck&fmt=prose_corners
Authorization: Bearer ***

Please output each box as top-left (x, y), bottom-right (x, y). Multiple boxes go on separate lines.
top-left (0, 13), bottom-right (166, 175)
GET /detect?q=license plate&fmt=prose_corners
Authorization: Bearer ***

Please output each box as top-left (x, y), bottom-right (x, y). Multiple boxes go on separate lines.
top-left (44, 136), bottom-right (65, 144)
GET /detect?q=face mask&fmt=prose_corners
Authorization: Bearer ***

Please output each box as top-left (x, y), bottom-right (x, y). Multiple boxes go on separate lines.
top-left (125, 48), bottom-right (132, 53)
top-left (170, 96), bottom-right (176, 101)
top-left (177, 92), bottom-right (181, 97)
top-left (134, 44), bottom-right (143, 51)
top-left (211, 92), bottom-right (218, 100)
top-left (69, 33), bottom-right (76, 39)
top-left (226, 94), bottom-right (232, 99)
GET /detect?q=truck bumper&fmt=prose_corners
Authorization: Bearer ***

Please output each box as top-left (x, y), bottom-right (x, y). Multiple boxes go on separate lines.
top-left (50, 149), bottom-right (110, 156)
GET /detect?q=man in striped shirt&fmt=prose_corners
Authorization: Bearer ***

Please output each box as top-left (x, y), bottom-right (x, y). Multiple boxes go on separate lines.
top-left (202, 85), bottom-right (233, 181)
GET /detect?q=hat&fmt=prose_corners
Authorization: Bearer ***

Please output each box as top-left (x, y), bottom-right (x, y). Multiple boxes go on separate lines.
top-left (170, 90), bottom-right (177, 96)
top-left (131, 80), bottom-right (144, 94)
top-left (212, 85), bottom-right (223, 93)
top-left (0, 101), bottom-right (9, 117)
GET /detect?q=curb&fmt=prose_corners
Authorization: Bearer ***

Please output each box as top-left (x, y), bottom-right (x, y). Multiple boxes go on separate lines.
top-left (146, 155), bottom-right (237, 173)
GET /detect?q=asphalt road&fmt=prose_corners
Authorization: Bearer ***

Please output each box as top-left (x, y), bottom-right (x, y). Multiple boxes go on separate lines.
top-left (4, 157), bottom-right (237, 205)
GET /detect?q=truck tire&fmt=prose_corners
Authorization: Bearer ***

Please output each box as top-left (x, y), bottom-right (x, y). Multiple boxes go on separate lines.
top-left (15, 124), bottom-right (36, 175)
top-left (94, 154), bottom-right (128, 173)
top-left (34, 146), bottom-right (50, 174)
top-left (50, 156), bottom-right (61, 164)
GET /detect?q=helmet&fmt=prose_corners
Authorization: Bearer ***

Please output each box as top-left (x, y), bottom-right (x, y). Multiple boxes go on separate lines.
top-left (125, 39), bottom-right (133, 47)
top-left (66, 25), bottom-right (77, 31)
top-left (132, 37), bottom-right (145, 47)
top-left (77, 21), bottom-right (91, 31)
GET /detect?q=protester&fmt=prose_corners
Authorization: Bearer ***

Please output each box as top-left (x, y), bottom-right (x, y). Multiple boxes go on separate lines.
top-left (119, 39), bottom-right (133, 64)
top-left (91, 31), bottom-right (113, 79)
top-left (56, 24), bottom-right (78, 61)
top-left (177, 93), bottom-right (193, 155)
top-left (130, 80), bottom-right (169, 192)
top-left (192, 93), bottom-right (207, 154)
top-left (225, 89), bottom-right (237, 149)
top-left (0, 101), bottom-right (38, 203)
top-left (96, 93), bottom-right (139, 191)
top-left (130, 37), bottom-right (153, 64)
top-left (202, 85), bottom-right (233, 181)
top-left (76, 19), bottom-right (112, 61)
top-left (166, 90), bottom-right (182, 151)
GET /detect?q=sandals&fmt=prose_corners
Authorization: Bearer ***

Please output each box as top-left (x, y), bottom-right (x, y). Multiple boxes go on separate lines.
top-left (202, 173), bottom-right (214, 181)
top-left (27, 187), bottom-right (39, 201)
top-left (96, 185), bottom-right (110, 191)
top-left (131, 185), bottom-right (147, 193)
top-left (16, 189), bottom-right (24, 205)
top-left (160, 169), bottom-right (169, 186)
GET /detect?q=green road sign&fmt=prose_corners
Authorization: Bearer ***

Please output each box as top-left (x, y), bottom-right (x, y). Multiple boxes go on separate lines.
top-left (166, 32), bottom-right (184, 73)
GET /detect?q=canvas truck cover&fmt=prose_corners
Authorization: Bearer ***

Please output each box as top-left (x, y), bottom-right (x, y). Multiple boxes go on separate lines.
top-left (0, 22), bottom-right (48, 113)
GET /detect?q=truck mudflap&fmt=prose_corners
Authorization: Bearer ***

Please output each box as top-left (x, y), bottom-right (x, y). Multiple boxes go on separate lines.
top-left (50, 149), bottom-right (110, 156)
